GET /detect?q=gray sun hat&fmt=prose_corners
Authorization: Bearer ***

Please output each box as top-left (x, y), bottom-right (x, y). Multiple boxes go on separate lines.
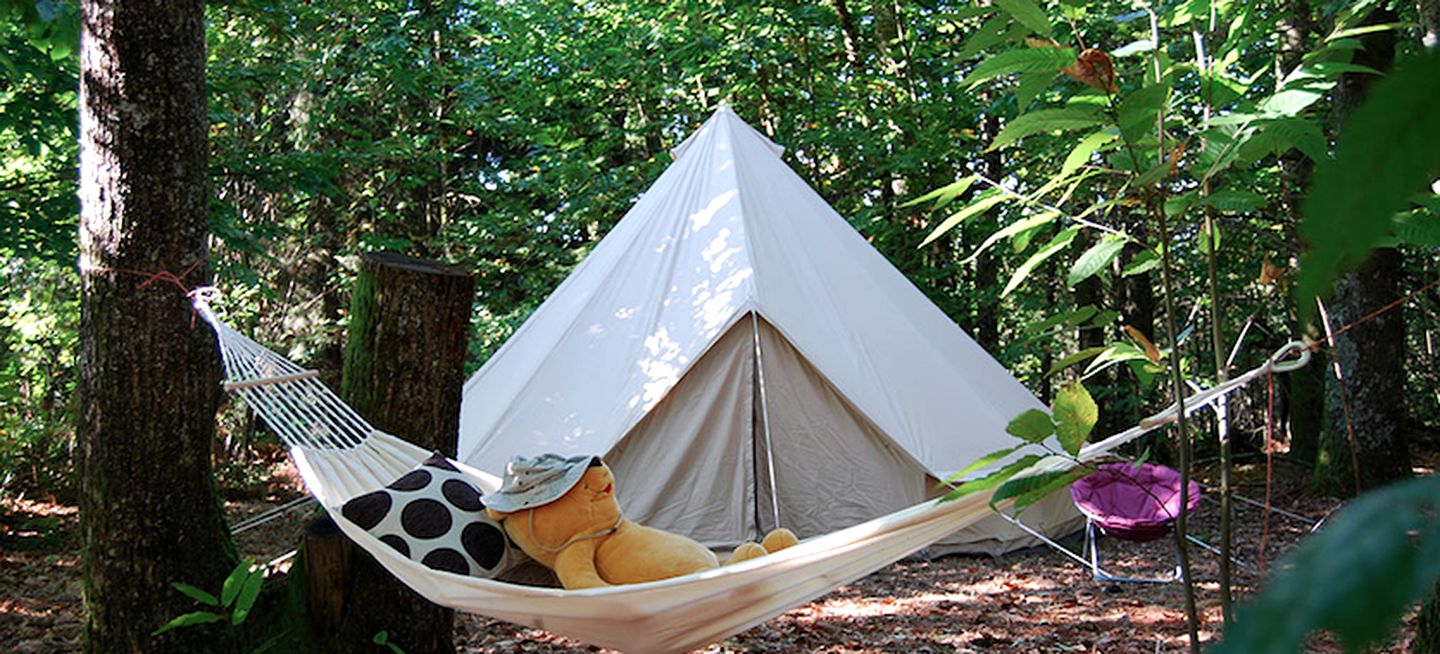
top-left (483, 453), bottom-right (601, 513)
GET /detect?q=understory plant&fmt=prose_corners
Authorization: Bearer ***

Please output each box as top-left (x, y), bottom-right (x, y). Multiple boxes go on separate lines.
top-left (921, 0), bottom-right (1440, 651)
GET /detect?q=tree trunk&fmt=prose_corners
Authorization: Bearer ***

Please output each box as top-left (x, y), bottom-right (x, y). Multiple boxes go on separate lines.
top-left (971, 107), bottom-right (1002, 353)
top-left (1276, 0), bottom-right (1325, 465)
top-left (1410, 3), bottom-right (1438, 650)
top-left (1315, 8), bottom-right (1411, 496)
top-left (329, 251), bottom-right (474, 654)
top-left (829, 0), bottom-right (862, 65)
top-left (76, 1), bottom-right (235, 652)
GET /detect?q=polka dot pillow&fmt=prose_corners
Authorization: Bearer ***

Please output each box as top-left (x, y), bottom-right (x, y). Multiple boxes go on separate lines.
top-left (341, 452), bottom-right (526, 578)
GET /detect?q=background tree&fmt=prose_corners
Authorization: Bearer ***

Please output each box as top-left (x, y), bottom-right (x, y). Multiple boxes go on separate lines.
top-left (75, 0), bottom-right (235, 652)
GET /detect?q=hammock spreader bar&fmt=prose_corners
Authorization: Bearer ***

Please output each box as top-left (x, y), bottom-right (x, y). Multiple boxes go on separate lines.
top-left (194, 296), bottom-right (1309, 654)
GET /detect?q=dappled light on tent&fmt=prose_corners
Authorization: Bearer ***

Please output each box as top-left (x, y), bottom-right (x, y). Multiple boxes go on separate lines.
top-left (634, 325), bottom-right (687, 411)
top-left (458, 105), bottom-right (1076, 557)
top-left (689, 189), bottom-right (736, 232)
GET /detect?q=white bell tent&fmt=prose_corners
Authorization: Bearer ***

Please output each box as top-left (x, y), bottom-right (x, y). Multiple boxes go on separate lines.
top-left (457, 105), bottom-right (1079, 555)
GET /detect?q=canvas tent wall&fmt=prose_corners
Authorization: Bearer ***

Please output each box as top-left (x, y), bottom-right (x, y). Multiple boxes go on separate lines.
top-left (458, 105), bottom-right (1080, 555)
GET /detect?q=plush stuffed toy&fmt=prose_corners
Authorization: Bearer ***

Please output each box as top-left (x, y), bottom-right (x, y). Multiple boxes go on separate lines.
top-left (484, 454), bottom-right (798, 589)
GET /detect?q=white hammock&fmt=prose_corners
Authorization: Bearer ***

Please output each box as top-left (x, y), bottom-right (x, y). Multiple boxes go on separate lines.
top-left (195, 295), bottom-right (1309, 654)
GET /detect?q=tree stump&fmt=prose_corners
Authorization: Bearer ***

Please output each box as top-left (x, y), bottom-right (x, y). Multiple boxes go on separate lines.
top-left (302, 516), bottom-right (350, 636)
top-left (325, 251), bottom-right (474, 654)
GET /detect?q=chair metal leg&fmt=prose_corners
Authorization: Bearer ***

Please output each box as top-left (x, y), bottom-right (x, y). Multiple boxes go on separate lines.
top-left (1087, 519), bottom-right (1183, 584)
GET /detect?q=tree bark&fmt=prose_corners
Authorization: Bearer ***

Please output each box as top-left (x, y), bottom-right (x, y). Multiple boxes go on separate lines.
top-left (329, 251), bottom-right (474, 654)
top-left (1410, 3), bottom-right (1438, 650)
top-left (76, 1), bottom-right (235, 652)
top-left (1315, 8), bottom-right (1411, 495)
top-left (1276, 0), bottom-right (1325, 465)
top-left (971, 107), bottom-right (1002, 353)
top-left (1419, 578), bottom-right (1440, 651)
top-left (829, 0), bottom-right (862, 65)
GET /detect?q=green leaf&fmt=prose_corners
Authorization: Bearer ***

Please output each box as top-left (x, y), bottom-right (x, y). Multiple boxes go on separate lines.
top-left (921, 188), bottom-right (1010, 247)
top-left (901, 176), bottom-right (976, 210)
top-left (1297, 48), bottom-right (1440, 315)
top-left (230, 567), bottom-right (264, 625)
top-left (1197, 220), bottom-right (1222, 256)
top-left (994, 0), bottom-right (1052, 36)
top-left (1083, 342), bottom-right (1153, 378)
top-left (964, 211), bottom-right (1057, 264)
top-left (990, 107), bottom-right (1103, 151)
top-left (945, 445), bottom-right (1023, 482)
top-left (1262, 118), bottom-right (1328, 162)
top-left (1052, 382), bottom-right (1098, 456)
top-left (1045, 345), bottom-right (1109, 376)
top-left (1122, 249), bottom-right (1161, 277)
top-left (219, 560), bottom-right (251, 608)
top-left (958, 14), bottom-right (1020, 60)
top-left (1213, 476), bottom-right (1440, 654)
top-left (1165, 191), bottom-right (1198, 217)
top-left (1086, 309), bottom-right (1119, 327)
top-left (1014, 71), bottom-right (1051, 111)
top-left (1067, 233), bottom-right (1127, 286)
top-left (1023, 305), bottom-right (1098, 335)
top-left (990, 466), bottom-right (1090, 511)
top-left (1133, 161), bottom-right (1170, 187)
top-left (1006, 409), bottom-right (1055, 443)
top-left (941, 454), bottom-right (1043, 502)
top-left (153, 611), bottom-right (225, 636)
top-left (1002, 226), bottom-right (1079, 296)
top-left (965, 47), bottom-right (1077, 90)
top-left (1201, 189), bottom-right (1265, 214)
top-left (1325, 21), bottom-right (1411, 42)
top-left (1060, 129), bottom-right (1118, 177)
top-left (1116, 84), bottom-right (1169, 144)
top-left (171, 582), bottom-right (219, 607)
top-left (1394, 211), bottom-right (1440, 247)
top-left (1258, 78), bottom-right (1332, 117)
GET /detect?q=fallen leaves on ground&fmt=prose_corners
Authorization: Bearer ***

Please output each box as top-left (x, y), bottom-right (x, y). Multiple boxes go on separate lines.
top-left (1, 461), bottom-right (1421, 653)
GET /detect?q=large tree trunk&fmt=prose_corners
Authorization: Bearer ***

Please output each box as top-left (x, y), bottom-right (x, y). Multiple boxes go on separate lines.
top-left (328, 251), bottom-right (475, 654)
top-left (76, 1), bottom-right (235, 652)
top-left (1314, 8), bottom-right (1411, 495)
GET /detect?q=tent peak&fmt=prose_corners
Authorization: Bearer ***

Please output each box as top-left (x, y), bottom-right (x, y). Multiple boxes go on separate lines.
top-left (670, 105), bottom-right (785, 162)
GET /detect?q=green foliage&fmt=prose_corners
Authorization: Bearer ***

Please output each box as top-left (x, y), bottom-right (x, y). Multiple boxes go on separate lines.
top-left (0, 260), bottom-right (77, 497)
top-left (1212, 476), bottom-right (1440, 653)
top-left (990, 106), bottom-right (1104, 151)
top-left (1006, 408), bottom-right (1055, 442)
top-left (373, 630), bottom-right (409, 654)
top-left (1067, 233), bottom-right (1127, 286)
top-left (1296, 48), bottom-right (1440, 312)
top-left (155, 560), bottom-right (267, 636)
top-left (990, 466), bottom-right (1089, 511)
top-left (1051, 382), bottom-right (1097, 456)
top-left (943, 381), bottom-right (1099, 505)
top-left (964, 47), bottom-right (1077, 89)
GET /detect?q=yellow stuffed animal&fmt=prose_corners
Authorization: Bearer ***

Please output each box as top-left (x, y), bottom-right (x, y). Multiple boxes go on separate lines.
top-left (484, 454), bottom-right (797, 589)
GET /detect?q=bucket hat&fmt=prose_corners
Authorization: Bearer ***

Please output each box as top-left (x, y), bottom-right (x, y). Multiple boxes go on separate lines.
top-left (483, 453), bottom-right (600, 513)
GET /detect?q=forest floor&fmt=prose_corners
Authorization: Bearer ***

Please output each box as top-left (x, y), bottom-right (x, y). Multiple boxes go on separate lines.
top-left (1, 453), bottom-right (1427, 653)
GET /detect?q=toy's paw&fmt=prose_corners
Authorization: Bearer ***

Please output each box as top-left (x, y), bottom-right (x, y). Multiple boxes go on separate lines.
top-left (725, 542), bottom-right (767, 565)
top-left (761, 528), bottom-right (798, 554)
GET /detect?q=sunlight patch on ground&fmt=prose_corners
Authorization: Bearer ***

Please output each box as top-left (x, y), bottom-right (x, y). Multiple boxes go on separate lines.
top-left (796, 591), bottom-right (977, 622)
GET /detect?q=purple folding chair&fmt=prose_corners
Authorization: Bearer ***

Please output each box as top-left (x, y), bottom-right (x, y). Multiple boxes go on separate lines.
top-left (1069, 462), bottom-right (1202, 583)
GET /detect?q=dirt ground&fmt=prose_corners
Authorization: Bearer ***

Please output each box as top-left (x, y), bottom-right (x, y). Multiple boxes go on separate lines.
top-left (0, 458), bottom-right (1421, 653)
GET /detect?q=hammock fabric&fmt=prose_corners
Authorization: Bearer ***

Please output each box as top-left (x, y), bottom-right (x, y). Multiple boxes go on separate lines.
top-left (194, 295), bottom-right (1309, 654)
top-left (1069, 462), bottom-right (1202, 542)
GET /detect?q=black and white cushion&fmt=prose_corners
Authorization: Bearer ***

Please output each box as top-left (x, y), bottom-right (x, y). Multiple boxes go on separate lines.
top-left (341, 452), bottom-right (525, 578)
